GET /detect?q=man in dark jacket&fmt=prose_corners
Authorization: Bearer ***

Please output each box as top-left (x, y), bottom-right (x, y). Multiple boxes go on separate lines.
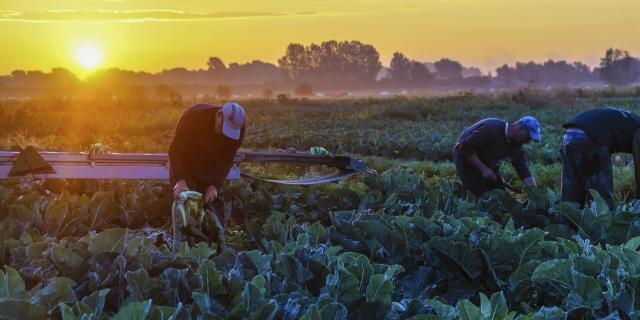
top-left (169, 103), bottom-right (246, 204)
top-left (561, 107), bottom-right (640, 208)
top-left (454, 116), bottom-right (541, 197)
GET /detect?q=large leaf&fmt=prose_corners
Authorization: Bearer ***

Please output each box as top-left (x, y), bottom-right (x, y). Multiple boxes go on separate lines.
top-left (125, 268), bottom-right (158, 302)
top-left (242, 282), bottom-right (265, 312)
top-left (86, 228), bottom-right (128, 256)
top-left (426, 298), bottom-right (457, 319)
top-left (0, 298), bottom-right (47, 320)
top-left (564, 273), bottom-right (604, 313)
top-left (365, 274), bottom-right (393, 305)
top-left (456, 299), bottom-right (483, 320)
top-left (0, 266), bottom-right (25, 298)
top-left (112, 300), bottom-right (153, 320)
top-left (326, 267), bottom-right (362, 306)
top-left (198, 259), bottom-right (226, 296)
top-left (319, 302), bottom-right (348, 320)
top-left (32, 277), bottom-right (77, 310)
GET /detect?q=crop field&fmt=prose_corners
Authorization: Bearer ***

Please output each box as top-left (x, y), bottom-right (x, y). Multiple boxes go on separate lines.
top-left (3, 92), bottom-right (640, 319)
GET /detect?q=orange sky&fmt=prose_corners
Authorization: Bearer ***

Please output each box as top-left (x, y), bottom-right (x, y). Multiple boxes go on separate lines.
top-left (1, 0), bottom-right (639, 76)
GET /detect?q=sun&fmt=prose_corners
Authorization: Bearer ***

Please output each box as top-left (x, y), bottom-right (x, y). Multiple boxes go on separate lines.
top-left (75, 46), bottom-right (103, 69)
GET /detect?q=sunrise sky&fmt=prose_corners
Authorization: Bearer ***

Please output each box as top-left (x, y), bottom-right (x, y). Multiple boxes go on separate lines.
top-left (1, 0), bottom-right (639, 76)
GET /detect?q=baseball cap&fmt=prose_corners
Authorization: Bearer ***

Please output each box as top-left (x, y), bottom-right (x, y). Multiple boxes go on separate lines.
top-left (222, 102), bottom-right (246, 140)
top-left (520, 116), bottom-right (541, 142)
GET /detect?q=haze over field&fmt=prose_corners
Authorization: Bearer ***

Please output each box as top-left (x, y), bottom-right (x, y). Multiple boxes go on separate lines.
top-left (1, 0), bottom-right (639, 76)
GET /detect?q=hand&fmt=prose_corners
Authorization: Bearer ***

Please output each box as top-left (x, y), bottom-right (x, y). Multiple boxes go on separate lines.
top-left (172, 179), bottom-right (189, 200)
top-left (205, 185), bottom-right (218, 203)
top-left (481, 167), bottom-right (497, 182)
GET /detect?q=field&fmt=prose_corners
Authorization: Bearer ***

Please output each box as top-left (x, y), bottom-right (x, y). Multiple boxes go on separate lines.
top-left (2, 90), bottom-right (640, 319)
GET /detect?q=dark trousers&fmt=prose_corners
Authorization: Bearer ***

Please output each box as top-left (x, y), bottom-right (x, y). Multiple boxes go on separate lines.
top-left (453, 151), bottom-right (503, 197)
top-left (560, 131), bottom-right (614, 208)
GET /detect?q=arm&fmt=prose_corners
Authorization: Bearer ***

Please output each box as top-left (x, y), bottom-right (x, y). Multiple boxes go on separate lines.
top-left (466, 154), bottom-right (497, 181)
top-left (459, 124), bottom-right (497, 180)
top-left (511, 148), bottom-right (536, 187)
top-left (168, 111), bottom-right (197, 190)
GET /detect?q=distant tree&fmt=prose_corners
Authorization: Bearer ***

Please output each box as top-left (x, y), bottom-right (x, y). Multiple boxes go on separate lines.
top-left (495, 64), bottom-right (514, 86)
top-left (216, 84), bottom-right (232, 100)
top-left (295, 83), bottom-right (314, 96)
top-left (49, 68), bottom-right (79, 88)
top-left (408, 61), bottom-right (432, 84)
top-left (434, 58), bottom-right (463, 80)
top-left (387, 52), bottom-right (432, 86)
top-left (389, 52), bottom-right (411, 83)
top-left (262, 87), bottom-right (274, 99)
top-left (514, 62), bottom-right (541, 84)
top-left (278, 40), bottom-right (382, 85)
top-left (10, 70), bottom-right (26, 78)
top-left (207, 57), bottom-right (227, 71)
top-left (278, 43), bottom-right (309, 81)
top-left (599, 48), bottom-right (640, 87)
top-left (495, 59), bottom-right (595, 86)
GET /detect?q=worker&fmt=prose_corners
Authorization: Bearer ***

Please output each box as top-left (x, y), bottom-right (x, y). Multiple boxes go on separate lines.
top-left (169, 102), bottom-right (246, 221)
top-left (453, 116), bottom-right (541, 197)
top-left (561, 107), bottom-right (640, 208)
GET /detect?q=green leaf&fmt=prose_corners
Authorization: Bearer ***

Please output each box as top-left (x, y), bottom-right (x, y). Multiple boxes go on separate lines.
top-left (336, 252), bottom-right (375, 289)
top-left (509, 260), bottom-right (540, 302)
top-left (624, 236), bottom-right (640, 250)
top-left (426, 298), bottom-right (457, 319)
top-left (589, 189), bottom-right (610, 217)
top-left (488, 292), bottom-right (509, 320)
top-left (198, 259), bottom-right (226, 296)
top-left (456, 299), bottom-right (482, 320)
top-left (51, 247), bottom-right (84, 272)
top-left (192, 291), bottom-right (229, 317)
top-left (178, 241), bottom-right (216, 260)
top-left (242, 282), bottom-right (265, 312)
top-left (112, 300), bottom-right (153, 320)
top-left (306, 221), bottom-right (327, 245)
top-left (531, 259), bottom-right (572, 294)
top-left (245, 250), bottom-right (273, 276)
top-left (125, 269), bottom-right (158, 302)
top-left (0, 298), bottom-right (47, 320)
top-left (33, 277), bottom-right (77, 310)
top-left (58, 303), bottom-right (77, 320)
top-left (300, 304), bottom-right (321, 320)
top-left (530, 306), bottom-right (567, 320)
top-left (0, 266), bottom-right (25, 298)
top-left (383, 264), bottom-right (405, 279)
top-left (80, 288), bottom-right (110, 317)
top-left (365, 274), bottom-right (393, 305)
top-left (565, 273), bottom-right (604, 312)
top-left (326, 267), bottom-right (361, 306)
top-left (86, 228), bottom-right (127, 255)
top-left (319, 302), bottom-right (347, 320)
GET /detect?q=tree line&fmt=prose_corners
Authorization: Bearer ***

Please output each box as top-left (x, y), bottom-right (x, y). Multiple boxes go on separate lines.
top-left (1, 41), bottom-right (639, 98)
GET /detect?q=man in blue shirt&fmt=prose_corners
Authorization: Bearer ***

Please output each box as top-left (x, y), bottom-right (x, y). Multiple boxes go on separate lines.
top-left (454, 116), bottom-right (541, 197)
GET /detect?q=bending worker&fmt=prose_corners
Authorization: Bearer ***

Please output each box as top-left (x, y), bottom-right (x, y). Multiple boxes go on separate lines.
top-left (561, 107), bottom-right (640, 208)
top-left (169, 102), bottom-right (246, 212)
top-left (454, 116), bottom-right (541, 197)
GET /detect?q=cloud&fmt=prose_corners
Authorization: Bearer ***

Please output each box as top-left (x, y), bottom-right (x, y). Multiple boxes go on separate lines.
top-left (0, 9), bottom-right (316, 23)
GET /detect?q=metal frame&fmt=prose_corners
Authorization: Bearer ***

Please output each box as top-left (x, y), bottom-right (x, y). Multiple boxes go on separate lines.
top-left (0, 151), bottom-right (367, 184)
